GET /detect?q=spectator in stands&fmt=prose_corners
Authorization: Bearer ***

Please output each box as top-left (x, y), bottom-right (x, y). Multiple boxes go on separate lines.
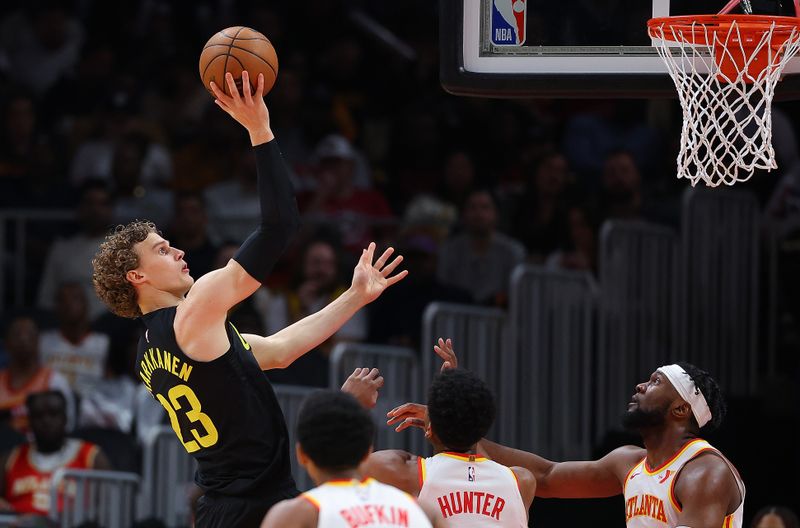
top-left (368, 234), bottom-right (472, 347)
top-left (510, 151), bottom-right (572, 263)
top-left (300, 135), bottom-right (394, 254)
top-left (37, 180), bottom-right (113, 321)
top-left (600, 150), bottom-right (642, 220)
top-left (0, 3), bottom-right (84, 96)
top-left (0, 391), bottom-right (110, 516)
top-left (545, 204), bottom-right (600, 274)
top-left (39, 283), bottom-right (109, 399)
top-left (204, 143), bottom-right (262, 243)
top-left (111, 133), bottom-right (173, 227)
top-left (438, 189), bottom-right (526, 306)
top-left (435, 150), bottom-right (476, 214)
top-left (255, 238), bottom-right (365, 387)
top-left (0, 317), bottom-right (72, 435)
top-left (751, 506), bottom-right (800, 528)
top-left (167, 192), bottom-right (219, 280)
top-left (0, 90), bottom-right (66, 208)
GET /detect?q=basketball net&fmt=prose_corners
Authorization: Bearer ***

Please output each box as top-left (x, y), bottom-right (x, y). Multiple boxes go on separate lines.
top-left (649, 15), bottom-right (800, 187)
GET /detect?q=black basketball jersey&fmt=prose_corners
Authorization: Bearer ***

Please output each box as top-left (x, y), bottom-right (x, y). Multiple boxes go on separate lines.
top-left (136, 306), bottom-right (296, 497)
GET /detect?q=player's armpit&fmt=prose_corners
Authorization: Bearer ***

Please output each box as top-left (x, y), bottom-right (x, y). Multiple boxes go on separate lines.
top-left (360, 450), bottom-right (421, 496)
top-left (510, 466), bottom-right (536, 513)
top-left (260, 497), bottom-right (317, 528)
top-left (673, 454), bottom-right (741, 528)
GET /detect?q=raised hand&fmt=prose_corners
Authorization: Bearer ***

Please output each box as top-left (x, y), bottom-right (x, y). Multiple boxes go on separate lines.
top-left (386, 402), bottom-right (428, 433)
top-left (350, 242), bottom-right (408, 305)
top-left (341, 367), bottom-right (384, 409)
top-left (434, 337), bottom-right (457, 372)
top-left (209, 70), bottom-right (274, 145)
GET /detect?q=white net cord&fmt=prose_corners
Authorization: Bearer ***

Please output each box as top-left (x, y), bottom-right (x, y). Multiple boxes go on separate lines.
top-left (650, 20), bottom-right (800, 186)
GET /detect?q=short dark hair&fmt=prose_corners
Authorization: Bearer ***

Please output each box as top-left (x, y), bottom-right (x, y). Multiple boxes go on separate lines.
top-left (751, 506), bottom-right (800, 528)
top-left (676, 362), bottom-right (727, 432)
top-left (26, 390), bottom-right (67, 413)
top-left (427, 369), bottom-right (495, 452)
top-left (297, 390), bottom-right (374, 470)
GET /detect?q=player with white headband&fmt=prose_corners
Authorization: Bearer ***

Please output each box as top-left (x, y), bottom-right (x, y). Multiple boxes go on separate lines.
top-left (388, 343), bottom-right (746, 528)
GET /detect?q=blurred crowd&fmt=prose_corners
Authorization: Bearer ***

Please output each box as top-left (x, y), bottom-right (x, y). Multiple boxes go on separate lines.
top-left (0, 0), bottom-right (799, 524)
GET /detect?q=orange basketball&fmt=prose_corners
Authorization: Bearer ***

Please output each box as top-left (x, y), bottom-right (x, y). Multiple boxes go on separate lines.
top-left (199, 27), bottom-right (278, 97)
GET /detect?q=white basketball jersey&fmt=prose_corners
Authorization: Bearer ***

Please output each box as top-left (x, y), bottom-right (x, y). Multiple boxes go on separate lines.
top-left (301, 477), bottom-right (432, 528)
top-left (417, 452), bottom-right (528, 527)
top-left (623, 439), bottom-right (745, 528)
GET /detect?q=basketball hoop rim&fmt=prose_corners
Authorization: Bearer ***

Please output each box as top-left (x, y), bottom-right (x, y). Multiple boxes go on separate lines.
top-left (648, 14), bottom-right (800, 45)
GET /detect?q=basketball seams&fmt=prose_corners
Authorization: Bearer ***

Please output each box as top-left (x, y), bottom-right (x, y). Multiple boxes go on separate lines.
top-left (221, 26), bottom-right (246, 96)
top-left (202, 36), bottom-right (271, 51)
top-left (201, 44), bottom-right (277, 77)
top-left (201, 54), bottom-right (227, 84)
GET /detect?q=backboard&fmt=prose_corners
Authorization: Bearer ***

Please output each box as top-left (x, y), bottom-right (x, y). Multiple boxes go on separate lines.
top-left (440, 0), bottom-right (800, 97)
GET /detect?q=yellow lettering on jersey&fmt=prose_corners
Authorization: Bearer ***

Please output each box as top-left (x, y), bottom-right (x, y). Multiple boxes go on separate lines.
top-left (156, 384), bottom-right (219, 453)
top-left (163, 350), bottom-right (172, 374)
top-left (178, 362), bottom-right (193, 382)
top-left (230, 322), bottom-right (251, 350)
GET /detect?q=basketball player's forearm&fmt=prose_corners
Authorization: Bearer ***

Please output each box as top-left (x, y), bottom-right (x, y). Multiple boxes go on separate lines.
top-left (233, 139), bottom-right (301, 283)
top-left (250, 288), bottom-right (365, 369)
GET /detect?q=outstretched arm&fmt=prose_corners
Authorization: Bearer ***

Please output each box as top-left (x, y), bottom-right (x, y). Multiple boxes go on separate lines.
top-left (243, 243), bottom-right (407, 370)
top-left (176, 71), bottom-right (300, 360)
top-left (479, 440), bottom-right (641, 498)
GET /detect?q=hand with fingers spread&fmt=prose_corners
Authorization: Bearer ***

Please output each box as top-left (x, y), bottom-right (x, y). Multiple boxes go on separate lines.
top-left (433, 337), bottom-right (457, 372)
top-left (386, 402), bottom-right (429, 434)
top-left (209, 70), bottom-right (274, 146)
top-left (341, 367), bottom-right (384, 409)
top-left (350, 242), bottom-right (408, 305)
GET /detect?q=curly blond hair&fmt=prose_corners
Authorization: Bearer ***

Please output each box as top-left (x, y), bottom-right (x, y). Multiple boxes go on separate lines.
top-left (92, 220), bottom-right (159, 318)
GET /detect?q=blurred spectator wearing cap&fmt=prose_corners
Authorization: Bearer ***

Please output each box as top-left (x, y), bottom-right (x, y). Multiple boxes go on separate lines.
top-left (299, 135), bottom-right (394, 254)
top-left (37, 180), bottom-right (113, 321)
top-left (39, 283), bottom-right (109, 401)
top-left (437, 189), bottom-right (526, 306)
top-left (368, 234), bottom-right (471, 348)
top-left (254, 237), bottom-right (365, 387)
top-left (0, 316), bottom-right (74, 436)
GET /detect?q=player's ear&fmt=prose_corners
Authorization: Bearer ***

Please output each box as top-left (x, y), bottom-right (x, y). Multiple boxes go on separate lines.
top-left (672, 401), bottom-right (692, 420)
top-left (126, 269), bottom-right (146, 285)
top-left (424, 423), bottom-right (433, 440)
top-left (296, 443), bottom-right (309, 467)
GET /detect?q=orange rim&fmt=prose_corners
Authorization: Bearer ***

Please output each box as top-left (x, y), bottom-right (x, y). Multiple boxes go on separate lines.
top-left (648, 14), bottom-right (800, 46)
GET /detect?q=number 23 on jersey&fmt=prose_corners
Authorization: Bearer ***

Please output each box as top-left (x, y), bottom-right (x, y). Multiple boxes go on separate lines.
top-left (157, 384), bottom-right (219, 453)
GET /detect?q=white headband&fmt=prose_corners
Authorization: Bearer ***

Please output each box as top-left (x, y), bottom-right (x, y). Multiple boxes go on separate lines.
top-left (657, 364), bottom-right (712, 428)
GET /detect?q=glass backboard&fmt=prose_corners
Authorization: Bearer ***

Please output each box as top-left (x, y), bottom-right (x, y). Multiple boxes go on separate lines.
top-left (441, 0), bottom-right (800, 97)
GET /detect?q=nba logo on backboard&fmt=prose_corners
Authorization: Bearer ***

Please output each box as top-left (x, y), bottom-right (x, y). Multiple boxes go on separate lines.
top-left (491, 0), bottom-right (526, 46)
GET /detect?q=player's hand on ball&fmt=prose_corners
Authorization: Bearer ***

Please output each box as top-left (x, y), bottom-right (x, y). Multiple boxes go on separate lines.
top-left (387, 402), bottom-right (428, 433)
top-left (350, 242), bottom-right (408, 305)
top-left (341, 367), bottom-right (384, 409)
top-left (209, 70), bottom-right (273, 145)
top-left (434, 337), bottom-right (457, 371)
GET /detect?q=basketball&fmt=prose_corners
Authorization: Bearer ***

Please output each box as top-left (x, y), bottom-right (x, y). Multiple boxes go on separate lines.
top-left (199, 27), bottom-right (278, 98)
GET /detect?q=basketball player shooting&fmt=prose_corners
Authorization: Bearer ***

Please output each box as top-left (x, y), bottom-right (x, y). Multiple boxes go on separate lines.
top-left (91, 70), bottom-right (407, 528)
top-left (359, 339), bottom-right (535, 528)
top-left (389, 341), bottom-right (745, 528)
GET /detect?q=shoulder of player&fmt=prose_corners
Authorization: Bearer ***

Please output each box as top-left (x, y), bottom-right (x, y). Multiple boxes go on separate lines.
top-left (604, 444), bottom-right (646, 473)
top-left (261, 496), bottom-right (317, 528)
top-left (361, 450), bottom-right (420, 495)
top-left (510, 465), bottom-right (536, 504)
top-left (673, 451), bottom-right (738, 500)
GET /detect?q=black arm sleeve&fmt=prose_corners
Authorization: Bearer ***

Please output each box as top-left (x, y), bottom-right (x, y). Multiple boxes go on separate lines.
top-left (233, 140), bottom-right (300, 283)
